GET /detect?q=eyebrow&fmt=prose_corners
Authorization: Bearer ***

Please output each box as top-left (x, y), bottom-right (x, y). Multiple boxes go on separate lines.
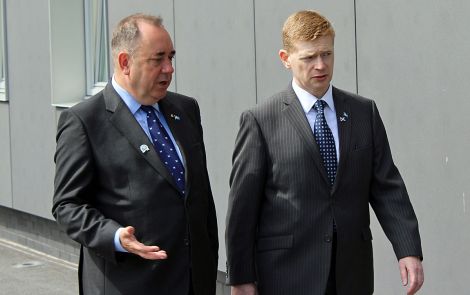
top-left (153, 50), bottom-right (176, 57)
top-left (299, 49), bottom-right (331, 57)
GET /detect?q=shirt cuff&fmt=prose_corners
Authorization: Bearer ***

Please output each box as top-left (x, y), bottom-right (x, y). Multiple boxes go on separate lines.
top-left (114, 228), bottom-right (128, 252)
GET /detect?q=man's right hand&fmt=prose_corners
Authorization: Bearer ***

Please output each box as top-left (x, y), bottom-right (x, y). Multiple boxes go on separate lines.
top-left (119, 226), bottom-right (168, 260)
top-left (231, 283), bottom-right (258, 295)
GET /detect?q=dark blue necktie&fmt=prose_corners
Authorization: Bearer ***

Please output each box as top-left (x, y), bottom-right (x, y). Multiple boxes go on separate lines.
top-left (141, 105), bottom-right (185, 195)
top-left (313, 100), bottom-right (337, 186)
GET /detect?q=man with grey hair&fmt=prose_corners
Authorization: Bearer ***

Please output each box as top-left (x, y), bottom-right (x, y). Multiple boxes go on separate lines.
top-left (53, 13), bottom-right (218, 295)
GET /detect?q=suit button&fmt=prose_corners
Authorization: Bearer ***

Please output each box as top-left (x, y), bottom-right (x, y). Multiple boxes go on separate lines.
top-left (184, 238), bottom-right (190, 246)
top-left (324, 235), bottom-right (332, 243)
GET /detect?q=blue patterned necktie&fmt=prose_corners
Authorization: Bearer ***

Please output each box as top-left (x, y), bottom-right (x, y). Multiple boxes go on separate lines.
top-left (141, 105), bottom-right (186, 195)
top-left (313, 100), bottom-right (337, 186)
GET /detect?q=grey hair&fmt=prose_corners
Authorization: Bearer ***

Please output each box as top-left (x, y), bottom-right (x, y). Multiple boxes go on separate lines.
top-left (111, 13), bottom-right (163, 59)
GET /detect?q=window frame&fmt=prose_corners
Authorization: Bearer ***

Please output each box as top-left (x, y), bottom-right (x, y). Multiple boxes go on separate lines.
top-left (0, 0), bottom-right (8, 101)
top-left (84, 0), bottom-right (110, 97)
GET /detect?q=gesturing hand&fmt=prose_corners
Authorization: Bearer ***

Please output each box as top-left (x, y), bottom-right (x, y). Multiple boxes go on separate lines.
top-left (119, 226), bottom-right (168, 260)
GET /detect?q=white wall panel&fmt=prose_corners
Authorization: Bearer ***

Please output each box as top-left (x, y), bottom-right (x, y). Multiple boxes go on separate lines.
top-left (0, 103), bottom-right (11, 206)
top-left (174, 0), bottom-right (256, 270)
top-left (7, 0), bottom-right (56, 218)
top-left (356, 1), bottom-right (470, 294)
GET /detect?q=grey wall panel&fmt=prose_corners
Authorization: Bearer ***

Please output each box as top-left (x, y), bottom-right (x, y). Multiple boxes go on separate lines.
top-left (356, 1), bottom-right (470, 294)
top-left (107, 0), bottom-right (176, 92)
top-left (0, 103), bottom-right (12, 206)
top-left (254, 0), bottom-right (357, 102)
top-left (173, 0), bottom-right (257, 270)
top-left (6, 0), bottom-right (56, 218)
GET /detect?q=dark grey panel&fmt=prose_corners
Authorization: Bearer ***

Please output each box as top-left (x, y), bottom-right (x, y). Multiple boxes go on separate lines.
top-left (254, 0), bottom-right (357, 101)
top-left (174, 0), bottom-right (256, 270)
top-left (356, 1), bottom-right (470, 294)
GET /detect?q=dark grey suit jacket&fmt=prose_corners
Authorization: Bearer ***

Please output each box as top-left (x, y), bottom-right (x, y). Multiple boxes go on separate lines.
top-left (53, 84), bottom-right (218, 295)
top-left (226, 84), bottom-right (422, 295)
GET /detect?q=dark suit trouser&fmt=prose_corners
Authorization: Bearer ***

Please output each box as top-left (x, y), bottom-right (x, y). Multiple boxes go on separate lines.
top-left (325, 231), bottom-right (337, 295)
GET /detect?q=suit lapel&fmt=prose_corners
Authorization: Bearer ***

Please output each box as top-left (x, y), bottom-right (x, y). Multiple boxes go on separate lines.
top-left (282, 85), bottom-right (330, 185)
top-left (331, 87), bottom-right (352, 193)
top-left (103, 85), bottom-right (179, 192)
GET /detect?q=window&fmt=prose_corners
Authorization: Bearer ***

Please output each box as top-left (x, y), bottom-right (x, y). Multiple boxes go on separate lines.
top-left (50, 0), bottom-right (86, 107)
top-left (84, 0), bottom-right (109, 96)
top-left (0, 0), bottom-right (7, 101)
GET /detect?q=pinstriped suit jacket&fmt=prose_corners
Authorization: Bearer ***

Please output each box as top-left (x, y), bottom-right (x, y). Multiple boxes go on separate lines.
top-left (226, 84), bottom-right (422, 295)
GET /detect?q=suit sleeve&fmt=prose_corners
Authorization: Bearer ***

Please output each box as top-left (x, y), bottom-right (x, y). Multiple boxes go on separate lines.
top-left (368, 101), bottom-right (423, 260)
top-left (52, 110), bottom-right (121, 263)
top-left (226, 110), bottom-right (267, 285)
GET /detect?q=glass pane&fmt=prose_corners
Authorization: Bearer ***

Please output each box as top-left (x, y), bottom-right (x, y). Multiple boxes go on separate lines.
top-left (0, 0), bottom-right (5, 87)
top-left (85, 0), bottom-right (109, 95)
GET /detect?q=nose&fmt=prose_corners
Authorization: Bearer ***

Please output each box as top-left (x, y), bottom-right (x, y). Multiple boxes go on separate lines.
top-left (162, 59), bottom-right (174, 74)
top-left (314, 56), bottom-right (326, 70)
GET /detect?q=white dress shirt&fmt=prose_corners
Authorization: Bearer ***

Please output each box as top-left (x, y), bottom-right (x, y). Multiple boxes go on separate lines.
top-left (292, 80), bottom-right (340, 162)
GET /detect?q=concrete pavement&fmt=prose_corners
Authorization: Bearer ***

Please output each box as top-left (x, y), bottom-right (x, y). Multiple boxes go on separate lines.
top-left (0, 238), bottom-right (78, 295)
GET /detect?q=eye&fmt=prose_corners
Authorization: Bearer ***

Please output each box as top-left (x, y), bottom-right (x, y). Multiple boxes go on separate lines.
top-left (148, 58), bottom-right (162, 65)
top-left (300, 55), bottom-right (314, 60)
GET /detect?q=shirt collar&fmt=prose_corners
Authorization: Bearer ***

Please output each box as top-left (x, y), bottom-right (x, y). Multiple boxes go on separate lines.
top-left (111, 75), bottom-right (161, 114)
top-left (292, 80), bottom-right (335, 114)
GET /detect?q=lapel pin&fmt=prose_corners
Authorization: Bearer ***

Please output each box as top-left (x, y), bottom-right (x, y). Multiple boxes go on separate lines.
top-left (170, 114), bottom-right (180, 121)
top-left (339, 112), bottom-right (349, 122)
top-left (140, 144), bottom-right (150, 154)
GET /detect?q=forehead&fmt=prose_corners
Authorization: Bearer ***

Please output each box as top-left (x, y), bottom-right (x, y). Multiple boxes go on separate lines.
top-left (138, 22), bottom-right (174, 54)
top-left (291, 35), bottom-right (334, 54)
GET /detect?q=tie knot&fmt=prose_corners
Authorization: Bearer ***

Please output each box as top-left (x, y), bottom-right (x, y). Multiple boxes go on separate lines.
top-left (141, 105), bottom-right (154, 113)
top-left (313, 100), bottom-right (327, 113)
top-left (141, 105), bottom-right (158, 119)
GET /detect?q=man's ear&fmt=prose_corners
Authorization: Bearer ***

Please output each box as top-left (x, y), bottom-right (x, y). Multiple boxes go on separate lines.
top-left (118, 52), bottom-right (131, 75)
top-left (279, 49), bottom-right (291, 69)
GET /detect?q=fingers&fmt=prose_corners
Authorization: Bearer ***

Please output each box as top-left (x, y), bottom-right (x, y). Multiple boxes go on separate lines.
top-left (399, 261), bottom-right (408, 286)
top-left (406, 266), bottom-right (424, 295)
top-left (119, 226), bottom-right (168, 260)
top-left (231, 283), bottom-right (258, 295)
top-left (399, 256), bottom-right (424, 295)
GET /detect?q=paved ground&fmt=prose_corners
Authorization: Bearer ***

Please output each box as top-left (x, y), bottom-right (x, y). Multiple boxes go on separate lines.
top-left (0, 238), bottom-right (78, 295)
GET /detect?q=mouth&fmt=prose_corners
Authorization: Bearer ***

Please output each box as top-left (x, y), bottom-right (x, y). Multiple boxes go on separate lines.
top-left (157, 80), bottom-right (170, 87)
top-left (313, 74), bottom-right (328, 81)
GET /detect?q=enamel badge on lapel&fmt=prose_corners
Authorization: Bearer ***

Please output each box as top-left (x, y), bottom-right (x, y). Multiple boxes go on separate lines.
top-left (140, 144), bottom-right (150, 154)
top-left (170, 113), bottom-right (180, 121)
top-left (339, 112), bottom-right (349, 122)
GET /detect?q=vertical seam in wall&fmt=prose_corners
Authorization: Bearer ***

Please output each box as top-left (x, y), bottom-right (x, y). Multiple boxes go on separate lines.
top-left (4, 0), bottom-right (14, 208)
top-left (172, 0), bottom-right (177, 93)
top-left (354, 0), bottom-right (359, 94)
top-left (8, 102), bottom-right (13, 208)
top-left (252, 0), bottom-right (258, 104)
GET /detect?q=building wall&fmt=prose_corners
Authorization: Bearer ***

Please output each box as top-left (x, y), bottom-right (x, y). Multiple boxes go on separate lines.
top-left (0, 0), bottom-right (468, 294)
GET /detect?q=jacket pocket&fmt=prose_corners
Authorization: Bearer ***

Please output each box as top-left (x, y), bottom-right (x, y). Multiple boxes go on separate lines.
top-left (257, 234), bottom-right (293, 252)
